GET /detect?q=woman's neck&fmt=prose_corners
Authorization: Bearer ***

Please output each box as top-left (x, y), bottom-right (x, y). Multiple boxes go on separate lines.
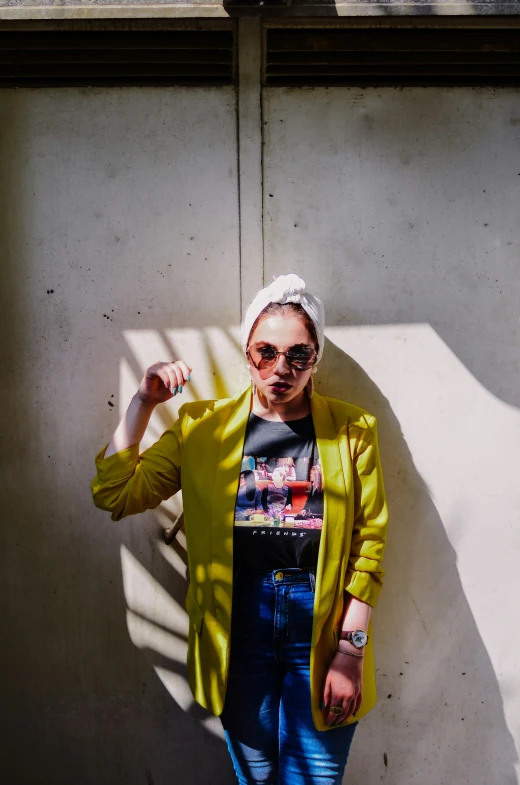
top-left (251, 389), bottom-right (311, 422)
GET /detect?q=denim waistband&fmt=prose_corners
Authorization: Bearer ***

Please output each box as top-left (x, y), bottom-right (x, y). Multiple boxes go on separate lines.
top-left (234, 566), bottom-right (316, 588)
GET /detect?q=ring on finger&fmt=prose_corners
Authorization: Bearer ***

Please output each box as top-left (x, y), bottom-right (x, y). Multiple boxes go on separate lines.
top-left (330, 706), bottom-right (343, 716)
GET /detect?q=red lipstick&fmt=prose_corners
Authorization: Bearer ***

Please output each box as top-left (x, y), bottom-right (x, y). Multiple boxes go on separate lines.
top-left (270, 382), bottom-right (291, 394)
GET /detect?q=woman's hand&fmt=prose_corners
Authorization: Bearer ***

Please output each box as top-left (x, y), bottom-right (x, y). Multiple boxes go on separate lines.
top-left (322, 652), bottom-right (363, 727)
top-left (137, 361), bottom-right (192, 406)
top-left (104, 360), bottom-right (192, 458)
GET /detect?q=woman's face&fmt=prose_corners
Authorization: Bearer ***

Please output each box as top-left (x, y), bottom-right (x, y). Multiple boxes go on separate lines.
top-left (247, 314), bottom-right (316, 406)
top-left (271, 468), bottom-right (286, 487)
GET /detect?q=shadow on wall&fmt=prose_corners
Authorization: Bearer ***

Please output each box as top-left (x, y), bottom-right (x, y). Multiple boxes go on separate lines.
top-left (112, 333), bottom-right (243, 782)
top-left (319, 338), bottom-right (517, 784)
top-left (0, 89), bottom-right (239, 782)
top-left (119, 335), bottom-right (516, 785)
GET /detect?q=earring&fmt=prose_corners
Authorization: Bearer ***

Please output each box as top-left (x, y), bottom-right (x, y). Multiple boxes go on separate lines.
top-left (306, 375), bottom-right (314, 399)
top-left (251, 378), bottom-right (257, 396)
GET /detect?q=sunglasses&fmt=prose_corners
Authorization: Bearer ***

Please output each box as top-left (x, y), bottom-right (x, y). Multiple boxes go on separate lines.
top-left (247, 343), bottom-right (317, 372)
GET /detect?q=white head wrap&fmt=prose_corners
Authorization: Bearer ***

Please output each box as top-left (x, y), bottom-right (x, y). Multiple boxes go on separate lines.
top-left (242, 274), bottom-right (325, 363)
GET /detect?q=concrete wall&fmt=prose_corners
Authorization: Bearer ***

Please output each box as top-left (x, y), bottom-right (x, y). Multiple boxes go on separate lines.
top-left (0, 86), bottom-right (242, 784)
top-left (1, 1), bottom-right (520, 19)
top-left (1, 38), bottom-right (519, 785)
top-left (263, 85), bottom-right (520, 783)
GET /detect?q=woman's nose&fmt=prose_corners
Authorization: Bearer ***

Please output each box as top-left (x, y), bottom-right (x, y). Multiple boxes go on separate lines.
top-left (273, 353), bottom-right (290, 374)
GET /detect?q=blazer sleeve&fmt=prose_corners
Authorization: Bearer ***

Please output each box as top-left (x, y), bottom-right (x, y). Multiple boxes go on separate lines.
top-left (91, 405), bottom-right (186, 521)
top-left (344, 415), bottom-right (389, 607)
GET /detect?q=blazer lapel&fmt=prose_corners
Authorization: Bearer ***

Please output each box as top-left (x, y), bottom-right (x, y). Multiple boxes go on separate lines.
top-left (311, 392), bottom-right (348, 638)
top-left (210, 386), bottom-right (252, 624)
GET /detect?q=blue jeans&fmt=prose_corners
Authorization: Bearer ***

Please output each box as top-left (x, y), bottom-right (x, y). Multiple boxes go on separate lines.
top-left (220, 568), bottom-right (357, 785)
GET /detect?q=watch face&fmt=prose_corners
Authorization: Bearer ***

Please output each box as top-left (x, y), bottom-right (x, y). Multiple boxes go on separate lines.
top-left (351, 630), bottom-right (368, 648)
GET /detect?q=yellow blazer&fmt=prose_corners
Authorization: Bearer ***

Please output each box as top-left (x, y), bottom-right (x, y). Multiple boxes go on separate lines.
top-left (91, 387), bottom-right (388, 732)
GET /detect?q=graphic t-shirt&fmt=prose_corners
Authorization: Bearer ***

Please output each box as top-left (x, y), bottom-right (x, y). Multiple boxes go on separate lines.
top-left (233, 412), bottom-right (324, 570)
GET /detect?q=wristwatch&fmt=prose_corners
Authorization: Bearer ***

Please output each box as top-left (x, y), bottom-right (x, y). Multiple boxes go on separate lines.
top-left (339, 630), bottom-right (369, 649)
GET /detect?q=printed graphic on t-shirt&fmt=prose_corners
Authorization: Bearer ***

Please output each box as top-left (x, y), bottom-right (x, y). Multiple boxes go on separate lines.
top-left (233, 412), bottom-right (323, 569)
top-left (234, 455), bottom-right (323, 530)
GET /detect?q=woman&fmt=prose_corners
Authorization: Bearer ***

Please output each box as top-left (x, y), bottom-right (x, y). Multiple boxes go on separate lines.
top-left (92, 274), bottom-right (388, 785)
top-left (235, 470), bottom-right (262, 521)
top-left (296, 463), bottom-right (324, 522)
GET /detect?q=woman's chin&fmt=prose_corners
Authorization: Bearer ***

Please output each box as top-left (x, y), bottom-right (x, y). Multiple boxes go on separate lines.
top-left (261, 386), bottom-right (304, 403)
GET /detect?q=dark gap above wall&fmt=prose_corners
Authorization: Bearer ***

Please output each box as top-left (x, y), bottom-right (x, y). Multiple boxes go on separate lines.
top-left (264, 27), bottom-right (520, 86)
top-left (2, 24), bottom-right (519, 89)
top-left (0, 30), bottom-right (236, 87)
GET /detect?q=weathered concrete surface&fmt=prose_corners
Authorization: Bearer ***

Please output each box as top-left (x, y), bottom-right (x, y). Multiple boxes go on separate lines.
top-left (1, 47), bottom-right (520, 785)
top-left (263, 84), bottom-right (520, 784)
top-left (0, 86), bottom-right (242, 785)
top-left (1, 0), bottom-right (520, 19)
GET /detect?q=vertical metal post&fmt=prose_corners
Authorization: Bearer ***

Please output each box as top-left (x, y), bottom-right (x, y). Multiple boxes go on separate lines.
top-left (237, 17), bottom-right (264, 321)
